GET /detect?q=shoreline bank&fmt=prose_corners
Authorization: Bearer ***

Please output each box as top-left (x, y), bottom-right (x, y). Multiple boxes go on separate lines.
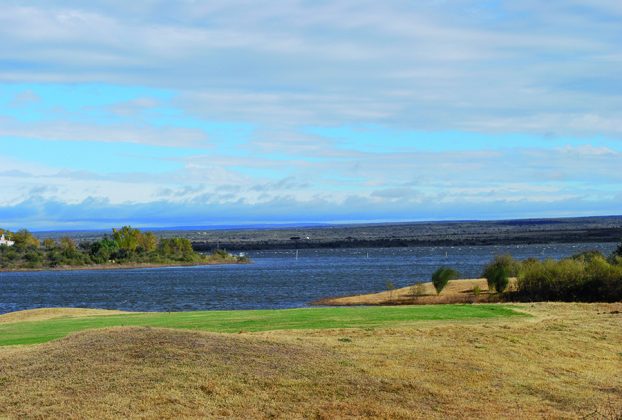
top-left (0, 259), bottom-right (249, 274)
top-left (312, 278), bottom-right (512, 306)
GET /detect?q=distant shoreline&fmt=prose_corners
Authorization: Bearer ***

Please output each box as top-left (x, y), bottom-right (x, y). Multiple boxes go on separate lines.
top-left (0, 260), bottom-right (248, 274)
top-left (192, 234), bottom-right (622, 252)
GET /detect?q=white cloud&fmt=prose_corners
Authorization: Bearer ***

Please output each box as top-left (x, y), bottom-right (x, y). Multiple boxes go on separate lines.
top-left (0, 116), bottom-right (210, 147)
top-left (0, 1), bottom-right (620, 136)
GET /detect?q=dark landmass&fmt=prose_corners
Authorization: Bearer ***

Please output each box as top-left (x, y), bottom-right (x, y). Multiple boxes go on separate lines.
top-left (32, 215), bottom-right (622, 251)
top-left (190, 216), bottom-right (622, 251)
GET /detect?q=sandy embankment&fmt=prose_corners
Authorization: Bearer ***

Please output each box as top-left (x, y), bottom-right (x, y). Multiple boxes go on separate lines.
top-left (314, 278), bottom-right (516, 306)
top-left (0, 308), bottom-right (130, 324)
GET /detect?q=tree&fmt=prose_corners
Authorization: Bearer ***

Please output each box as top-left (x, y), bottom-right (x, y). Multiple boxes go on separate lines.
top-left (138, 232), bottom-right (158, 253)
top-left (112, 226), bottom-right (141, 252)
top-left (90, 236), bottom-right (119, 263)
top-left (431, 267), bottom-right (459, 295)
top-left (158, 238), bottom-right (195, 261)
top-left (487, 265), bottom-right (510, 293)
top-left (59, 237), bottom-right (77, 253)
top-left (43, 238), bottom-right (57, 250)
top-left (482, 255), bottom-right (518, 293)
top-left (12, 229), bottom-right (40, 250)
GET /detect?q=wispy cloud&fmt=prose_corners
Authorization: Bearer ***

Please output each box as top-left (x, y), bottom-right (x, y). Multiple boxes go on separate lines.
top-left (1, 2), bottom-right (619, 130)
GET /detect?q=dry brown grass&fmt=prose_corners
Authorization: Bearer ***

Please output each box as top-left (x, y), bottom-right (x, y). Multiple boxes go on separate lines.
top-left (0, 302), bottom-right (620, 419)
top-left (315, 278), bottom-right (512, 306)
top-left (0, 327), bottom-right (422, 419)
top-left (0, 307), bottom-right (129, 324)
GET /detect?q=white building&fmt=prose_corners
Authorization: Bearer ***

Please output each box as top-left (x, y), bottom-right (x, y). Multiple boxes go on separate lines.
top-left (0, 234), bottom-right (15, 247)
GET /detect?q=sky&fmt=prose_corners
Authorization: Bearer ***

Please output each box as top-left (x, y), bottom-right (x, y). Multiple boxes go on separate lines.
top-left (0, 0), bottom-right (621, 230)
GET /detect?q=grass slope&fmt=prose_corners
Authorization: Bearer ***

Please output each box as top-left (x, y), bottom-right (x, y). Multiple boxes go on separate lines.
top-left (0, 303), bottom-right (620, 418)
top-left (0, 304), bottom-right (522, 346)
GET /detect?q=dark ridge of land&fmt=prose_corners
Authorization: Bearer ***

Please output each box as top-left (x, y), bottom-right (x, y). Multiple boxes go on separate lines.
top-left (36, 216), bottom-right (622, 251)
top-left (189, 216), bottom-right (622, 251)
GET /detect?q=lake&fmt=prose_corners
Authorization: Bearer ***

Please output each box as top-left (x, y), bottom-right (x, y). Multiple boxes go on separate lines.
top-left (0, 242), bottom-right (617, 314)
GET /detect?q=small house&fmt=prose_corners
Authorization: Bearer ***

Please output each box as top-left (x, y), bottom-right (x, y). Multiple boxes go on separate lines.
top-left (0, 234), bottom-right (15, 247)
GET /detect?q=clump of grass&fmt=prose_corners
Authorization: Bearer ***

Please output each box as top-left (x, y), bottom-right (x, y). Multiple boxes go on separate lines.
top-left (431, 267), bottom-right (459, 295)
top-left (410, 283), bottom-right (427, 298)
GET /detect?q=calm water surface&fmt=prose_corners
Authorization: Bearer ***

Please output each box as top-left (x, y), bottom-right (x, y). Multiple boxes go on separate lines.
top-left (0, 243), bottom-right (616, 314)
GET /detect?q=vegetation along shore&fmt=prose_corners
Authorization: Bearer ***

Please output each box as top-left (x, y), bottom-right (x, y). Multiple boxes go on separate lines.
top-left (0, 226), bottom-right (248, 271)
top-left (317, 242), bottom-right (622, 306)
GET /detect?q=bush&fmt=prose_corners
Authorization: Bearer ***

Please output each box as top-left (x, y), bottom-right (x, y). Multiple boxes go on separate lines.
top-left (482, 255), bottom-right (519, 293)
top-left (571, 250), bottom-right (605, 263)
top-left (431, 267), bottom-right (459, 295)
top-left (410, 283), bottom-right (426, 298)
top-left (516, 256), bottom-right (622, 302)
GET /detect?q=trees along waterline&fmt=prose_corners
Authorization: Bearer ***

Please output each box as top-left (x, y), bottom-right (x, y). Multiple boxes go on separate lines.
top-left (433, 242), bottom-right (622, 303)
top-left (0, 226), bottom-right (248, 270)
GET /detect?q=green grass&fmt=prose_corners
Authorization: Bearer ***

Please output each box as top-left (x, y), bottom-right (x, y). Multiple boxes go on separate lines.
top-left (0, 304), bottom-right (525, 346)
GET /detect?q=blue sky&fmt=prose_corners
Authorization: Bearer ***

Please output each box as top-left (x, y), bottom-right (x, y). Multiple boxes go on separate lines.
top-left (0, 0), bottom-right (621, 230)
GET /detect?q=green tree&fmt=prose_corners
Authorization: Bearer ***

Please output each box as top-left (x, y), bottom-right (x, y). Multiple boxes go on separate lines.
top-left (482, 255), bottom-right (518, 293)
top-left (24, 249), bottom-right (43, 268)
top-left (90, 237), bottom-right (119, 263)
top-left (12, 229), bottom-right (40, 250)
top-left (138, 231), bottom-right (158, 253)
top-left (431, 267), bottom-right (459, 295)
top-left (158, 238), bottom-right (195, 261)
top-left (487, 265), bottom-right (510, 293)
top-left (112, 226), bottom-right (142, 252)
top-left (59, 237), bottom-right (77, 253)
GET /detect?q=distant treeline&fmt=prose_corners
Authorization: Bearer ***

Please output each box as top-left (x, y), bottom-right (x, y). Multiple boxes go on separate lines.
top-left (0, 226), bottom-right (247, 270)
top-left (191, 227), bottom-right (622, 252)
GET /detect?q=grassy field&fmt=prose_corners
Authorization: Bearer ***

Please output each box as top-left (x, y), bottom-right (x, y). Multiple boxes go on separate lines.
top-left (0, 303), bottom-right (620, 418)
top-left (0, 304), bottom-right (521, 346)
